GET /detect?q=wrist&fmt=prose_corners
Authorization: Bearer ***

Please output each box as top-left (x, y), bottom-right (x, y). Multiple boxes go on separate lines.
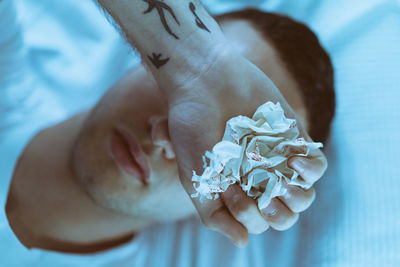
top-left (153, 31), bottom-right (231, 96)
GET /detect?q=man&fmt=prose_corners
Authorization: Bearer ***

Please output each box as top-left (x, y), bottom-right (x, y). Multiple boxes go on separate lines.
top-left (6, 9), bottom-right (334, 254)
top-left (95, 0), bottom-right (329, 246)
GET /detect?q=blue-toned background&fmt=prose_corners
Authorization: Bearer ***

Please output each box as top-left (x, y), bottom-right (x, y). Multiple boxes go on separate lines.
top-left (1, 0), bottom-right (399, 266)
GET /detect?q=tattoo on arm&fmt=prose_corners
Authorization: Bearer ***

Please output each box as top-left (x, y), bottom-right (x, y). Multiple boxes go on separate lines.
top-left (147, 52), bottom-right (170, 69)
top-left (189, 2), bottom-right (211, 33)
top-left (143, 1), bottom-right (210, 70)
top-left (142, 0), bottom-right (181, 39)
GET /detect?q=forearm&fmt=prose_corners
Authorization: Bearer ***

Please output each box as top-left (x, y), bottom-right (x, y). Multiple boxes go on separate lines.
top-left (97, 0), bottom-right (229, 97)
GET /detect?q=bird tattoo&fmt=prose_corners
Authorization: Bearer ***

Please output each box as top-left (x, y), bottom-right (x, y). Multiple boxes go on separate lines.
top-left (147, 52), bottom-right (170, 69)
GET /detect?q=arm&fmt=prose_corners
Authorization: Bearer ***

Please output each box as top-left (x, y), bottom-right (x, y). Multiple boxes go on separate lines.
top-left (98, 0), bottom-right (225, 97)
top-left (97, 0), bottom-right (328, 247)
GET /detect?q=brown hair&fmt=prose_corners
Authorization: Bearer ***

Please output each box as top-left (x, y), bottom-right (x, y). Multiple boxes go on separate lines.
top-left (217, 9), bottom-right (335, 142)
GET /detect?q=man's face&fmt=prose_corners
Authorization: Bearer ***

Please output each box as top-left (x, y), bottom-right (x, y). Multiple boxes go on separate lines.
top-left (72, 18), bottom-right (308, 223)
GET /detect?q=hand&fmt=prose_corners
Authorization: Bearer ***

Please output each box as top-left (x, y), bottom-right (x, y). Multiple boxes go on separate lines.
top-left (167, 47), bottom-right (327, 247)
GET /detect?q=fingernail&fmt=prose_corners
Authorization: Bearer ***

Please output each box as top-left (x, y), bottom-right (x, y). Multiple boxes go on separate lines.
top-left (262, 203), bottom-right (278, 217)
top-left (233, 238), bottom-right (247, 248)
top-left (289, 157), bottom-right (307, 173)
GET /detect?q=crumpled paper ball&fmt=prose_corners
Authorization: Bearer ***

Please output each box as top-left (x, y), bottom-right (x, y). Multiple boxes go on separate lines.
top-left (191, 101), bottom-right (322, 210)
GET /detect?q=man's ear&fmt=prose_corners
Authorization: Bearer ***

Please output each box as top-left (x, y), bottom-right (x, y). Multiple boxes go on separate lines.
top-left (148, 114), bottom-right (175, 160)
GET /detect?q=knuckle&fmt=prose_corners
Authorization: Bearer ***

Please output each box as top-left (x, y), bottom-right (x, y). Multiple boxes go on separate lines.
top-left (291, 198), bottom-right (313, 213)
top-left (298, 156), bottom-right (328, 183)
top-left (292, 187), bottom-right (315, 212)
top-left (204, 206), bottom-right (225, 230)
top-left (201, 214), bottom-right (217, 230)
top-left (249, 226), bottom-right (269, 235)
top-left (316, 155), bottom-right (328, 176)
top-left (304, 167), bottom-right (322, 184)
top-left (272, 213), bottom-right (299, 231)
top-left (308, 187), bottom-right (316, 200)
top-left (229, 198), bottom-right (252, 219)
top-left (321, 157), bottom-right (328, 174)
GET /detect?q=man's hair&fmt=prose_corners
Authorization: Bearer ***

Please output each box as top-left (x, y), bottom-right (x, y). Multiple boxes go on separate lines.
top-left (217, 9), bottom-right (335, 143)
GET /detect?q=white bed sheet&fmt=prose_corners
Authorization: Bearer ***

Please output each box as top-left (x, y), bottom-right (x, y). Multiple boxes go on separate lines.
top-left (1, 0), bottom-right (399, 266)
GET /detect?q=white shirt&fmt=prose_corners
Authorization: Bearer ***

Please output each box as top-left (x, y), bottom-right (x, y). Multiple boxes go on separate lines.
top-left (1, 0), bottom-right (400, 266)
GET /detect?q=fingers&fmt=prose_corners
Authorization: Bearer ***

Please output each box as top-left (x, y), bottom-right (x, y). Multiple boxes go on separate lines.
top-left (178, 167), bottom-right (250, 247)
top-left (174, 159), bottom-right (249, 247)
top-left (288, 149), bottom-right (328, 186)
top-left (167, 100), bottom-right (325, 246)
top-left (222, 182), bottom-right (313, 234)
top-left (198, 183), bottom-right (315, 240)
top-left (222, 184), bottom-right (269, 235)
top-left (199, 199), bottom-right (249, 248)
top-left (278, 184), bottom-right (315, 213)
top-left (261, 198), bottom-right (299, 231)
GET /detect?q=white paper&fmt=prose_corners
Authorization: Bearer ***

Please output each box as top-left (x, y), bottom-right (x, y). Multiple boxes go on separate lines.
top-left (191, 101), bottom-right (323, 210)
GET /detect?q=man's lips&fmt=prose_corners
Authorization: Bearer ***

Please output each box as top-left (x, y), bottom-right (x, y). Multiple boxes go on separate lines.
top-left (109, 127), bottom-right (150, 185)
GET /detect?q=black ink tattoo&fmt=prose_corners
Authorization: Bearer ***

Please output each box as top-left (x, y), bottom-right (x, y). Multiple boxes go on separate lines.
top-left (142, 0), bottom-right (181, 39)
top-left (189, 2), bottom-right (211, 33)
top-left (147, 53), bottom-right (170, 69)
